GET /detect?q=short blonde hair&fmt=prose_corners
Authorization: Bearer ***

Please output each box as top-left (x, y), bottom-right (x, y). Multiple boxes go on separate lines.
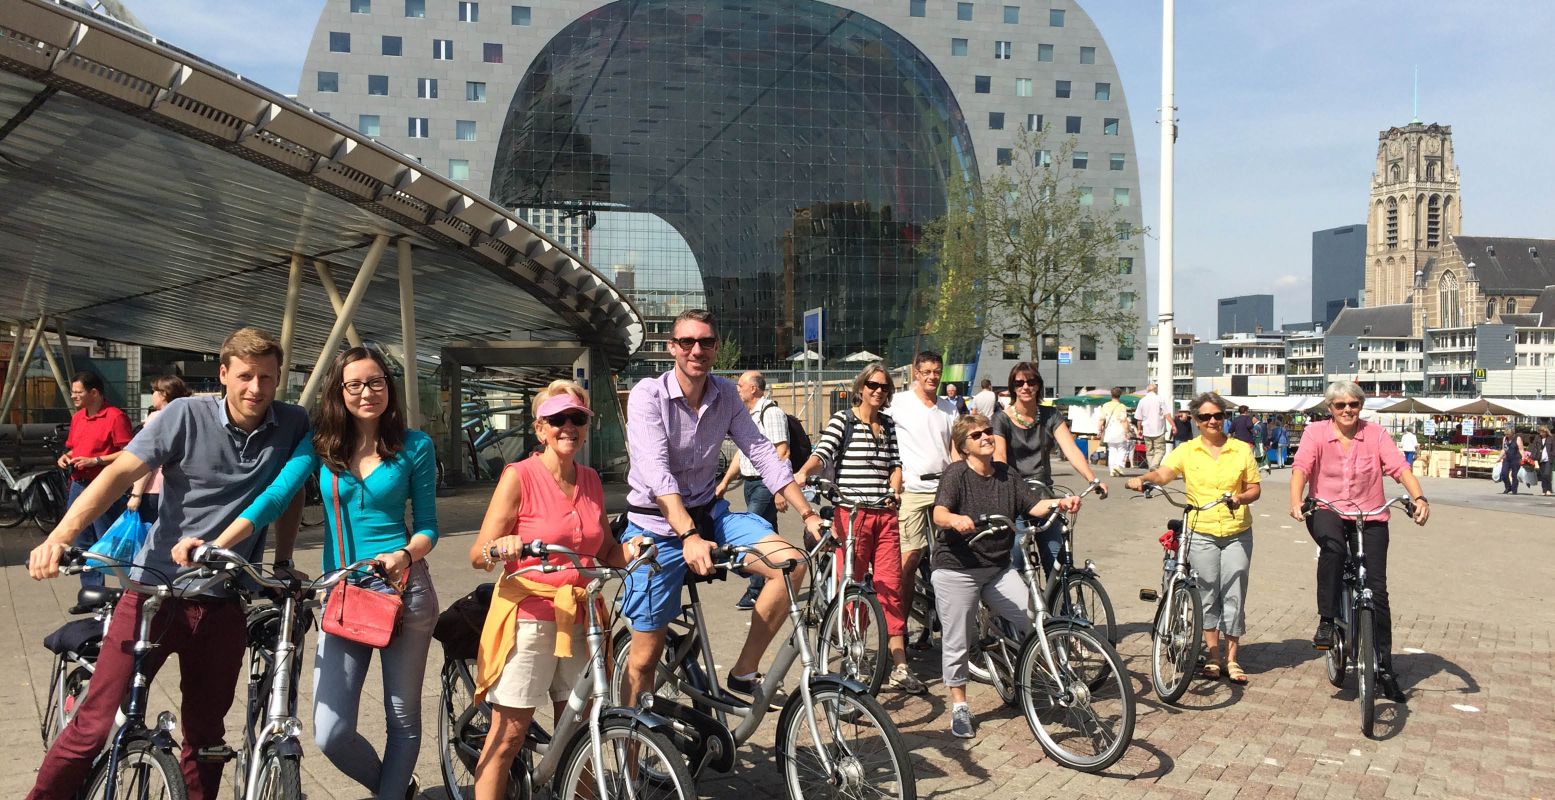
top-left (219, 327), bottom-right (283, 368)
top-left (531, 380), bottom-right (590, 434)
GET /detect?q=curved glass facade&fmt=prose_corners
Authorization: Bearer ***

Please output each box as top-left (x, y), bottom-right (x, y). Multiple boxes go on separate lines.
top-left (491, 0), bottom-right (976, 366)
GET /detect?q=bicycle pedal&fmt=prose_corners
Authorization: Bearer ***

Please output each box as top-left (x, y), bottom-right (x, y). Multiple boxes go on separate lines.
top-left (195, 745), bottom-right (236, 763)
top-left (1139, 588), bottom-right (1158, 602)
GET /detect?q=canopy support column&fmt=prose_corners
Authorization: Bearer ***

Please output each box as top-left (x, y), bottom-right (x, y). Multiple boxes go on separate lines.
top-left (36, 318), bottom-right (72, 408)
top-left (0, 317), bottom-right (45, 423)
top-left (313, 260), bottom-right (363, 348)
top-left (397, 239), bottom-right (421, 429)
top-left (278, 254), bottom-right (304, 400)
top-left (299, 235), bottom-right (388, 409)
top-left (445, 350), bottom-right (464, 485)
top-left (55, 320), bottom-right (75, 379)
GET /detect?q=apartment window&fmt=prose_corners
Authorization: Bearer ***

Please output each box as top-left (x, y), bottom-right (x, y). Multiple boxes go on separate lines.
top-left (1065, 115), bottom-right (1081, 134)
top-left (1026, 113), bottom-right (1043, 131)
top-left (1104, 117), bottom-right (1119, 135)
top-left (1119, 257), bottom-right (1134, 275)
top-left (1095, 82), bottom-right (1111, 101)
top-left (466, 81), bottom-right (486, 101)
top-left (994, 41), bottom-right (1013, 59)
top-left (328, 32), bottom-right (350, 52)
top-left (1003, 5), bottom-right (1020, 23)
top-left (988, 112), bottom-right (1005, 130)
top-left (1002, 334), bottom-right (1021, 359)
top-left (456, 119), bottom-right (477, 140)
top-left (1050, 8), bottom-right (1066, 26)
top-left (1118, 334), bottom-right (1136, 361)
top-left (448, 159), bottom-right (470, 181)
top-left (358, 114), bottom-right (380, 137)
top-left (511, 4), bottom-right (531, 24)
top-left (1114, 187), bottom-right (1130, 206)
top-left (951, 38), bottom-right (968, 56)
top-left (1055, 80), bottom-right (1071, 98)
top-left (350, 0), bottom-right (371, 13)
top-left (416, 77), bottom-right (438, 98)
top-left (1042, 334), bottom-right (1059, 359)
top-left (367, 74), bottom-right (388, 95)
top-left (1109, 152), bottom-right (1125, 170)
top-left (459, 1), bottom-right (478, 22)
top-left (1080, 46), bottom-right (1096, 64)
top-left (381, 35), bottom-right (402, 56)
top-left (997, 148), bottom-right (1013, 166)
top-left (975, 75), bottom-right (991, 94)
top-left (957, 2), bottom-right (973, 21)
top-left (408, 117), bottom-right (429, 137)
top-left (316, 71), bottom-right (338, 92)
top-left (1120, 292), bottom-right (1136, 311)
top-left (1037, 43), bottom-right (1054, 62)
top-left (1015, 78), bottom-right (1032, 97)
top-left (1078, 186), bottom-right (1093, 205)
top-left (910, 0), bottom-right (926, 16)
top-left (483, 43), bottom-right (503, 63)
top-left (404, 0), bottom-right (424, 17)
top-left (1080, 335), bottom-right (1097, 361)
top-left (1115, 222), bottom-right (1132, 240)
top-left (1035, 149), bottom-right (1052, 167)
top-left (433, 39), bottom-right (453, 59)
top-left (1072, 151), bottom-right (1088, 169)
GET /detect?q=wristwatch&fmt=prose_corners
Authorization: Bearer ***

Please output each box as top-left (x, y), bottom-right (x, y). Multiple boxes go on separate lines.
top-left (1413, 496), bottom-right (1428, 503)
top-left (679, 527), bottom-right (702, 542)
top-left (274, 558), bottom-right (294, 570)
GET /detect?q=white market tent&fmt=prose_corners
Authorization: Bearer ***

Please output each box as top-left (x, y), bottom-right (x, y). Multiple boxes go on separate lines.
top-left (838, 350), bottom-right (883, 363)
top-left (788, 349), bottom-right (822, 362)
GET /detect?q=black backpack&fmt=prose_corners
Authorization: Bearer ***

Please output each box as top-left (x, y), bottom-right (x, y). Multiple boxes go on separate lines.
top-left (764, 402), bottom-right (812, 473)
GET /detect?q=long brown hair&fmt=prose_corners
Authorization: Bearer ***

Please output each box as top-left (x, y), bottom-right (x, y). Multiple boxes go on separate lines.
top-left (313, 347), bottom-right (406, 475)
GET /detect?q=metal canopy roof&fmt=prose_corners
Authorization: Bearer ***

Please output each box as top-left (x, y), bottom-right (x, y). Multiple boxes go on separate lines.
top-left (0, 0), bottom-right (643, 370)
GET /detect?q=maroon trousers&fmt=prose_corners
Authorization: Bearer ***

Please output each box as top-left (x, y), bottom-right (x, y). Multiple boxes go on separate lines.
top-left (29, 591), bottom-right (247, 800)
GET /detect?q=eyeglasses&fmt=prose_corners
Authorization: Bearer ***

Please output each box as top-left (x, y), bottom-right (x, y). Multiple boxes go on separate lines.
top-left (1011, 378), bottom-right (1040, 389)
top-left (966, 428), bottom-right (995, 441)
top-left (544, 411), bottom-right (590, 428)
top-left (1196, 412), bottom-right (1227, 422)
top-left (862, 380), bottom-right (889, 392)
top-left (1330, 400), bottom-right (1362, 411)
top-left (670, 336), bottom-right (719, 351)
top-left (343, 376), bottom-right (389, 395)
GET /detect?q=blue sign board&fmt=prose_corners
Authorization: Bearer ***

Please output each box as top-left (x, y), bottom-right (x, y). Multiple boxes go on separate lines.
top-left (803, 307), bottom-right (825, 343)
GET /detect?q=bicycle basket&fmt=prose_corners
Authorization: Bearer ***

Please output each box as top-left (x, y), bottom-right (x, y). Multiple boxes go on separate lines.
top-left (434, 583), bottom-right (494, 659)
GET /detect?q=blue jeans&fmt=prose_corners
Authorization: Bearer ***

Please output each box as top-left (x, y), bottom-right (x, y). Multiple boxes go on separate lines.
top-left (741, 479), bottom-right (776, 592)
top-left (313, 561), bottom-right (439, 800)
top-left (1012, 516), bottom-right (1063, 578)
top-left (68, 480), bottom-right (128, 589)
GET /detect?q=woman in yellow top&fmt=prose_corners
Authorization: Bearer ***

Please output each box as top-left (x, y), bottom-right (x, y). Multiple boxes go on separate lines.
top-left (1127, 392), bottom-right (1261, 685)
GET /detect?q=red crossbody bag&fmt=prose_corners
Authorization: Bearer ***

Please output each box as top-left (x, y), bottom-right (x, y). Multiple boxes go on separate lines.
top-left (321, 472), bottom-right (404, 648)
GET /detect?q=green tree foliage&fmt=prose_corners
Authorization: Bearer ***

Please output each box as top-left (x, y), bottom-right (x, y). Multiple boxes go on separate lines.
top-left (713, 335), bottom-right (742, 371)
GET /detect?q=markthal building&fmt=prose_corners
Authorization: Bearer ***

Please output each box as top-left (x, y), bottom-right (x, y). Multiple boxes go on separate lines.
top-left (301, 0), bottom-right (1147, 390)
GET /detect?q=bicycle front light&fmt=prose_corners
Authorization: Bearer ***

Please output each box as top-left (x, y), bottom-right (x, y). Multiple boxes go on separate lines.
top-left (1085, 558), bottom-right (1099, 574)
top-left (156, 711), bottom-right (178, 733)
top-left (281, 717), bottom-right (305, 738)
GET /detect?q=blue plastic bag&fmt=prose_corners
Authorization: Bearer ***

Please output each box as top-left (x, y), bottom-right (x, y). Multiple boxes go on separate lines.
top-left (85, 508), bottom-right (151, 569)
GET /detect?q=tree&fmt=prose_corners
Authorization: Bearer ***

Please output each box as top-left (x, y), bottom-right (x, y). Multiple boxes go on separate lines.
top-left (921, 127), bottom-right (1146, 367)
top-left (713, 335), bottom-right (742, 371)
top-left (922, 168), bottom-right (985, 362)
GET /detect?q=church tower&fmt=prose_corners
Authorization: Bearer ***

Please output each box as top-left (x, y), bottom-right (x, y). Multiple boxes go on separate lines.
top-left (1366, 122), bottom-right (1461, 307)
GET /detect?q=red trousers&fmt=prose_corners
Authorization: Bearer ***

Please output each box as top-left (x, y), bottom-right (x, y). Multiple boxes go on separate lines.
top-left (29, 591), bottom-right (247, 800)
top-left (833, 507), bottom-right (906, 636)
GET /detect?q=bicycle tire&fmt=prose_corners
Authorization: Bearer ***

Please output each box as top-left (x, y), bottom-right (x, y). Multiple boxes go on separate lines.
top-left (904, 587), bottom-right (937, 652)
top-left (965, 610), bottom-right (1020, 706)
top-left (776, 682), bottom-right (916, 800)
top-left (1326, 587), bottom-right (1352, 689)
top-left (1061, 572), bottom-right (1118, 645)
top-left (84, 738), bottom-right (188, 800)
top-left (439, 658), bottom-right (527, 800)
top-left (252, 751), bottom-right (302, 800)
top-left (1017, 622), bottom-right (1135, 773)
top-left (43, 661), bottom-right (92, 748)
top-left (553, 718), bottom-right (695, 800)
top-left (1357, 607), bottom-right (1377, 738)
top-left (0, 483), bottom-right (25, 527)
top-left (1149, 578), bottom-right (1203, 704)
top-left (816, 588), bottom-right (890, 695)
top-left (32, 476), bottom-right (66, 530)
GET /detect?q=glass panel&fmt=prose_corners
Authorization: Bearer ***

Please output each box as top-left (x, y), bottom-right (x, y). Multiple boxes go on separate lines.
top-left (317, 71), bottom-right (338, 92)
top-left (358, 115), bottom-right (380, 137)
top-left (511, 5), bottom-right (531, 25)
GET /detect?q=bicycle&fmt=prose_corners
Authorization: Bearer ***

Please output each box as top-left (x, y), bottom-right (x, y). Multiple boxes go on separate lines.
top-left (805, 475), bottom-right (892, 695)
top-left (1134, 482), bottom-right (1234, 703)
top-left (611, 542), bottom-right (916, 800)
top-left (438, 540), bottom-right (696, 800)
top-left (298, 474), bottom-right (325, 528)
top-left (959, 514), bottom-right (1135, 772)
top-left (902, 472), bottom-right (941, 653)
top-left (40, 582), bottom-right (123, 747)
top-left (182, 544), bottom-right (378, 800)
top-left (1302, 495), bottom-right (1417, 739)
top-left (1025, 478), bottom-right (1117, 646)
top-left (0, 427), bottom-right (70, 529)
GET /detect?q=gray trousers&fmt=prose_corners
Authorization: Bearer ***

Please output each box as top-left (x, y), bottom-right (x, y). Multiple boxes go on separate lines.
top-left (931, 565), bottom-right (1032, 688)
top-left (1188, 529), bottom-right (1253, 637)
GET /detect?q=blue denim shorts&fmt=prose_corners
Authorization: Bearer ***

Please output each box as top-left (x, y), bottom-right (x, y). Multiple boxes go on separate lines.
top-left (621, 500), bottom-right (777, 632)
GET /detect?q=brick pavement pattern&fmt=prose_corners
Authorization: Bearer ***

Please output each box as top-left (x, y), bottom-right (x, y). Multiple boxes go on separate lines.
top-left (3, 469), bottom-right (1552, 799)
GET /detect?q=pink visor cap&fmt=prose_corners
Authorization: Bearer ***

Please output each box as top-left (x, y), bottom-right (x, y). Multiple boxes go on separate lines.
top-left (536, 392), bottom-right (593, 418)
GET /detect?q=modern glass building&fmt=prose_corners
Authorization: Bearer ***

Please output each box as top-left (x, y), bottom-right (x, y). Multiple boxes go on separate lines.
top-left (299, 0), bottom-right (1147, 390)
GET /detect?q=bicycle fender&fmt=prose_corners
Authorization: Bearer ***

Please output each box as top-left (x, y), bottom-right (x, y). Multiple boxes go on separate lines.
top-left (1042, 615), bottom-right (1095, 632)
top-left (269, 737), bottom-right (304, 759)
top-left (150, 728), bottom-right (179, 752)
top-left (635, 699), bottom-right (737, 774)
top-left (803, 673), bottom-right (871, 696)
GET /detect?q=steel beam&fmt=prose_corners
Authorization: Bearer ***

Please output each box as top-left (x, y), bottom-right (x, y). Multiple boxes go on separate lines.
top-left (55, 319), bottom-right (75, 379)
top-left (313, 259), bottom-right (363, 348)
top-left (299, 235), bottom-right (388, 408)
top-left (397, 238), bottom-right (421, 429)
top-left (37, 319), bottom-right (73, 408)
top-left (0, 317), bottom-right (44, 422)
top-left (278, 253), bottom-right (304, 400)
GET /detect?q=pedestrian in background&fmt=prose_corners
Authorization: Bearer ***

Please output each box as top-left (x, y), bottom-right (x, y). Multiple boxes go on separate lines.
top-left (1398, 427), bottom-right (1419, 469)
top-left (1098, 387), bottom-right (1132, 476)
top-left (56, 370), bottom-right (133, 588)
top-left (970, 377), bottom-right (999, 418)
top-left (1133, 383), bottom-right (1172, 469)
top-left (944, 382), bottom-right (969, 415)
top-left (715, 370), bottom-right (788, 610)
top-left (1171, 408), bottom-right (1194, 456)
top-left (1228, 405), bottom-right (1257, 447)
top-left (126, 374), bottom-right (191, 524)
top-left (1267, 415), bottom-right (1290, 469)
top-left (1499, 427), bottom-right (1526, 495)
top-left (1536, 426), bottom-right (1555, 496)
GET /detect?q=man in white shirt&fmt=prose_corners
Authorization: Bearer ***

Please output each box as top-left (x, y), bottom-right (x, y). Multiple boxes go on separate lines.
top-left (715, 370), bottom-right (789, 610)
top-left (1134, 383), bottom-right (1173, 469)
top-left (970, 377), bottom-right (999, 417)
top-left (887, 351), bottom-right (961, 628)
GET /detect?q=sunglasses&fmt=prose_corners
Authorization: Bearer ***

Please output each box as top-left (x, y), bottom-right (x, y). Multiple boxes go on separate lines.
top-left (1196, 412), bottom-right (1227, 422)
top-left (1011, 378), bottom-right (1040, 389)
top-left (966, 428), bottom-right (995, 441)
top-left (670, 336), bottom-right (719, 351)
top-left (1330, 400), bottom-right (1362, 411)
top-left (544, 411), bottom-right (590, 428)
top-left (862, 380), bottom-right (890, 392)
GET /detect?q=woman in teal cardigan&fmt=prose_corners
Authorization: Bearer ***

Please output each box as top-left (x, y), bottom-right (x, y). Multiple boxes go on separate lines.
top-left (177, 346), bottom-right (439, 800)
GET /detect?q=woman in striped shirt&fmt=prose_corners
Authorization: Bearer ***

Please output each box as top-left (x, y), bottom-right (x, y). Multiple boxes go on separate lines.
top-left (793, 363), bottom-right (924, 693)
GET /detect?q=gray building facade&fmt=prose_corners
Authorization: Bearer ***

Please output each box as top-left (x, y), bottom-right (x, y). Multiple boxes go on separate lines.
top-left (1217, 294), bottom-right (1273, 336)
top-left (1312, 224), bottom-right (1366, 325)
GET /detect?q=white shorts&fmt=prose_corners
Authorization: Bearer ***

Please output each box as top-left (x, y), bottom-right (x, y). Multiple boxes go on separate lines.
top-left (486, 620), bottom-right (587, 709)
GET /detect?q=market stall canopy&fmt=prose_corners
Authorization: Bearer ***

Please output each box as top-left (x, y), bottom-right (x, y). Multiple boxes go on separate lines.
top-left (1501, 399), bottom-right (1555, 418)
top-left (788, 349), bottom-right (822, 362)
top-left (1444, 397), bottom-right (1524, 416)
top-left (1216, 395), bottom-right (1328, 414)
top-left (838, 350), bottom-right (883, 363)
top-left (1057, 392), bottom-right (1140, 409)
top-left (1373, 397), bottom-right (1463, 414)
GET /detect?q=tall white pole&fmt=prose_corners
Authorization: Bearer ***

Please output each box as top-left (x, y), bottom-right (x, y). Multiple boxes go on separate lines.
top-left (1154, 0), bottom-right (1177, 401)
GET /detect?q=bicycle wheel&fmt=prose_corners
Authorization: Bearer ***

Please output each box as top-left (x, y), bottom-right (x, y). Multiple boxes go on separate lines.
top-left (1018, 623), bottom-right (1135, 773)
top-left (300, 478), bottom-right (325, 528)
top-left (1325, 588), bottom-right (1352, 689)
top-left (439, 658), bottom-right (526, 800)
top-left (1149, 578), bottom-right (1203, 703)
top-left (43, 661), bottom-right (92, 748)
top-left (32, 476), bottom-right (66, 530)
top-left (776, 683), bottom-right (916, 800)
top-left (1357, 607), bottom-right (1377, 738)
top-left (85, 739), bottom-right (188, 800)
top-left (0, 483), bottom-right (25, 527)
top-left (965, 610), bottom-right (1019, 706)
top-left (252, 751), bottom-right (302, 800)
top-left (817, 588), bottom-right (890, 694)
top-left (1060, 573), bottom-right (1118, 645)
top-left (904, 587), bottom-right (937, 652)
top-left (553, 719), bottom-right (694, 800)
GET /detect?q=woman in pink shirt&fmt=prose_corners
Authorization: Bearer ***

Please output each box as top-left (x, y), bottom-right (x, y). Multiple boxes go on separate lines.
top-left (1288, 381), bottom-right (1430, 704)
top-left (467, 381), bottom-right (642, 800)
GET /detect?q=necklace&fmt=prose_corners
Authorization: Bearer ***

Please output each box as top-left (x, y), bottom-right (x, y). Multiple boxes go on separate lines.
top-left (1008, 404), bottom-right (1037, 427)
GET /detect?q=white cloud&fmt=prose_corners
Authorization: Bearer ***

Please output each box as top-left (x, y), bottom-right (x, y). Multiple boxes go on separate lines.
top-left (127, 0), bottom-right (324, 93)
top-left (1273, 274), bottom-right (1307, 290)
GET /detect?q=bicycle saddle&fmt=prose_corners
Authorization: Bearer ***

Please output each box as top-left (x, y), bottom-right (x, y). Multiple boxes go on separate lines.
top-left (69, 585), bottom-right (123, 615)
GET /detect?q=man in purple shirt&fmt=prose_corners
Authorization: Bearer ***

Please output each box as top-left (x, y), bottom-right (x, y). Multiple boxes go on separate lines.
top-left (621, 309), bottom-right (826, 706)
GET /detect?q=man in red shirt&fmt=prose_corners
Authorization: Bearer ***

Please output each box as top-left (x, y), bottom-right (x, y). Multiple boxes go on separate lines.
top-left (56, 370), bottom-right (133, 587)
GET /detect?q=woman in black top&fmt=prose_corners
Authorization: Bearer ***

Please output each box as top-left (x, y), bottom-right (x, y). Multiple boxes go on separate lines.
top-left (990, 362), bottom-right (1102, 575)
top-left (1536, 426), bottom-right (1555, 496)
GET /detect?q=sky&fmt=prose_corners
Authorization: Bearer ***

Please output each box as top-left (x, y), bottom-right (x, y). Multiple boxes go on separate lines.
top-left (122, 0), bottom-right (1555, 337)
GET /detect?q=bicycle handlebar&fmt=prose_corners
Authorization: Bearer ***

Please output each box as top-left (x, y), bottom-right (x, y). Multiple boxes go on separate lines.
top-left (707, 541), bottom-right (807, 574)
top-left (967, 514), bottom-right (1018, 546)
top-left (1302, 495), bottom-right (1417, 521)
top-left (507, 539), bottom-right (661, 581)
top-left (60, 546), bottom-right (231, 597)
top-left (1136, 481), bottom-right (1235, 513)
top-left (804, 475), bottom-right (898, 509)
top-left (189, 544), bottom-right (378, 596)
